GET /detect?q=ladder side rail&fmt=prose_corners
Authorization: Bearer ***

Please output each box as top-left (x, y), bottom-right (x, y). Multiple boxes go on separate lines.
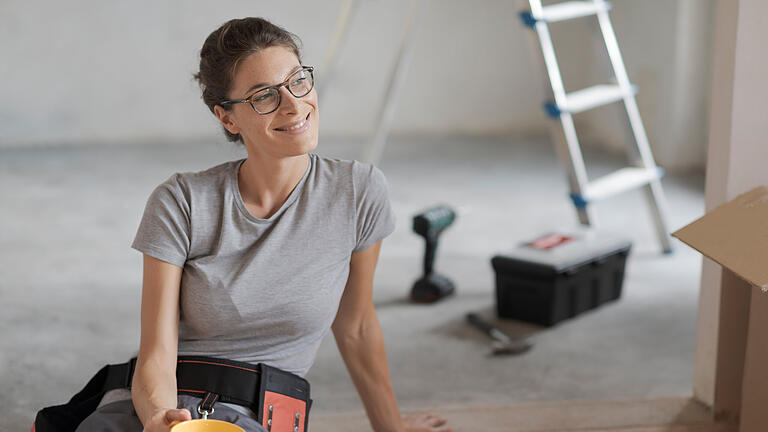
top-left (529, 1), bottom-right (569, 113)
top-left (585, 2), bottom-right (643, 168)
top-left (316, 0), bottom-right (359, 95)
top-left (527, 0), bottom-right (545, 18)
top-left (519, 0), bottom-right (595, 225)
top-left (362, 0), bottom-right (421, 164)
top-left (530, 5), bottom-right (592, 192)
top-left (643, 181), bottom-right (674, 252)
top-left (552, 113), bottom-right (597, 225)
top-left (593, 1), bottom-right (658, 170)
top-left (594, 0), bottom-right (673, 252)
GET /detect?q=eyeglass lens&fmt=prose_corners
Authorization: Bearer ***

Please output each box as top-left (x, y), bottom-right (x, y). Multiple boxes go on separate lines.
top-left (250, 68), bottom-right (313, 113)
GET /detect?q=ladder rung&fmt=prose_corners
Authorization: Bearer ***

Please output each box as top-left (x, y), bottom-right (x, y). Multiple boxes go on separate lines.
top-left (581, 167), bottom-right (663, 202)
top-left (535, 1), bottom-right (612, 23)
top-left (546, 84), bottom-right (636, 116)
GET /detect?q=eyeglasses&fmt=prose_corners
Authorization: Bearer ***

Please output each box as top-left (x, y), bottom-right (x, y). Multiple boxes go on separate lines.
top-left (220, 66), bottom-right (314, 115)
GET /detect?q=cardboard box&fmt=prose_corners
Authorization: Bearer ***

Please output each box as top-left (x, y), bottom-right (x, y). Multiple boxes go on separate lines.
top-left (672, 185), bottom-right (768, 431)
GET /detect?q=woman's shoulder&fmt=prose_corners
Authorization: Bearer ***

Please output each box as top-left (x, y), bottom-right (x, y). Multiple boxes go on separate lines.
top-left (155, 159), bottom-right (242, 195)
top-left (311, 153), bottom-right (385, 185)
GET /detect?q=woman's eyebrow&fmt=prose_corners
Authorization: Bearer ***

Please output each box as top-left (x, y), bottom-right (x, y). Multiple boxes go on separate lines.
top-left (244, 65), bottom-right (303, 95)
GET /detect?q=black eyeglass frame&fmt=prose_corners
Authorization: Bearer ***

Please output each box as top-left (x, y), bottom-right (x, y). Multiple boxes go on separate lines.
top-left (219, 66), bottom-right (315, 115)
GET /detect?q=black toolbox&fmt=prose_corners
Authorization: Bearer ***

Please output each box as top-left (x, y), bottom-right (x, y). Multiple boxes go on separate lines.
top-left (491, 229), bottom-right (632, 326)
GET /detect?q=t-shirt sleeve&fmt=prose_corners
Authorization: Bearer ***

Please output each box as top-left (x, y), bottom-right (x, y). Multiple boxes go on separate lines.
top-left (131, 174), bottom-right (191, 267)
top-left (353, 164), bottom-right (397, 253)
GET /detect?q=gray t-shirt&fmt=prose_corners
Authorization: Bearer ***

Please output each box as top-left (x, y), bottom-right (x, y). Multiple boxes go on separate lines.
top-left (131, 153), bottom-right (396, 377)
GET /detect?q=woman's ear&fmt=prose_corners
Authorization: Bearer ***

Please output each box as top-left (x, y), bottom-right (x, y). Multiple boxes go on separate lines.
top-left (213, 105), bottom-right (241, 135)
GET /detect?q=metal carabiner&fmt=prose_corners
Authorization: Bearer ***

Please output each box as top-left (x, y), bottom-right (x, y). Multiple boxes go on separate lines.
top-left (197, 402), bottom-right (214, 420)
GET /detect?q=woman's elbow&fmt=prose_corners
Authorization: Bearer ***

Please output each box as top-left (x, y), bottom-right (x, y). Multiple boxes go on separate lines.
top-left (333, 316), bottom-right (378, 349)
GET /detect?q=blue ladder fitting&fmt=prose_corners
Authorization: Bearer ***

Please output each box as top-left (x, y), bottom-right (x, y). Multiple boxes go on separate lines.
top-left (519, 11), bottom-right (537, 28)
top-left (569, 193), bottom-right (589, 209)
top-left (662, 246), bottom-right (675, 255)
top-left (544, 102), bottom-right (561, 118)
top-left (656, 166), bottom-right (666, 178)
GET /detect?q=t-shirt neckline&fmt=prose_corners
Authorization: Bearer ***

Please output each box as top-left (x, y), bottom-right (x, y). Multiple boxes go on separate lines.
top-left (230, 154), bottom-right (314, 224)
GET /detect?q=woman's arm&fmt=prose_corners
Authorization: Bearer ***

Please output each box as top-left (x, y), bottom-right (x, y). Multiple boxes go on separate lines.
top-left (332, 241), bottom-right (450, 432)
top-left (131, 255), bottom-right (191, 431)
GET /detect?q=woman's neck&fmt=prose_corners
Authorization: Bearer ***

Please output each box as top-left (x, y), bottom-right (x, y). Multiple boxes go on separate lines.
top-left (237, 152), bottom-right (309, 219)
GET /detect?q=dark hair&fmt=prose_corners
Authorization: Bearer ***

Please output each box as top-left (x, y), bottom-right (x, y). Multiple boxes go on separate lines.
top-left (194, 18), bottom-right (303, 143)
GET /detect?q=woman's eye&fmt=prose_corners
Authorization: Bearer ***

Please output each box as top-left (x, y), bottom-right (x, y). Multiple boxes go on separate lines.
top-left (253, 93), bottom-right (271, 102)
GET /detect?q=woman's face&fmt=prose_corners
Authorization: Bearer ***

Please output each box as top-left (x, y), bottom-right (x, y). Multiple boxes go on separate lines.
top-left (215, 46), bottom-right (319, 160)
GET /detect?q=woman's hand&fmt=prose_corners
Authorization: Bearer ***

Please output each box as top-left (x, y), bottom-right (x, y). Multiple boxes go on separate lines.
top-left (141, 408), bottom-right (191, 432)
top-left (403, 413), bottom-right (452, 432)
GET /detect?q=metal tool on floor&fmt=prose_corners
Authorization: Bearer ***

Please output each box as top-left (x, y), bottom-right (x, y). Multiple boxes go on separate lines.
top-left (466, 313), bottom-right (533, 356)
top-left (410, 205), bottom-right (456, 303)
top-left (519, 0), bottom-right (673, 254)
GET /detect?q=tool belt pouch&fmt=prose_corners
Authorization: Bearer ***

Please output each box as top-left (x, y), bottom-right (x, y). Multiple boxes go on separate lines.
top-left (33, 364), bottom-right (116, 432)
top-left (33, 357), bottom-right (312, 432)
top-left (257, 364), bottom-right (311, 432)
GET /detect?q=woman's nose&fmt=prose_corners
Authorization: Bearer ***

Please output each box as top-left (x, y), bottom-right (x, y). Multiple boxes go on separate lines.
top-left (278, 86), bottom-right (302, 114)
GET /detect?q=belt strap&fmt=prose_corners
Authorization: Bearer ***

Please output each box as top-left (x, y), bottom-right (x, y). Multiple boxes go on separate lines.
top-left (104, 356), bottom-right (262, 411)
top-left (175, 356), bottom-right (261, 409)
top-left (102, 357), bottom-right (136, 392)
top-left (197, 392), bottom-right (219, 419)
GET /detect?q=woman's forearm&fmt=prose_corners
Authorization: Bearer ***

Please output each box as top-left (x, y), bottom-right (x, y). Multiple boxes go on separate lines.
top-left (134, 255), bottom-right (185, 427)
top-left (131, 354), bottom-right (179, 426)
top-left (335, 314), bottom-right (404, 432)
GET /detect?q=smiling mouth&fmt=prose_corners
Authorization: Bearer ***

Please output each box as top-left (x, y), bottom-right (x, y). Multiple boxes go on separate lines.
top-left (275, 113), bottom-right (311, 132)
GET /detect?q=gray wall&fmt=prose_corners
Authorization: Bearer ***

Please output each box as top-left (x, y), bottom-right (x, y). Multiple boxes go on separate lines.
top-left (0, 0), bottom-right (714, 170)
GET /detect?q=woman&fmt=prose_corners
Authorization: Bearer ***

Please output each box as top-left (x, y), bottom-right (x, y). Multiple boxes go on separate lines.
top-left (65, 17), bottom-right (450, 432)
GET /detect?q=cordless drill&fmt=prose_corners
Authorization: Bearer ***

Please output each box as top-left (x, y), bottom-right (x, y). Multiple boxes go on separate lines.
top-left (410, 205), bottom-right (456, 303)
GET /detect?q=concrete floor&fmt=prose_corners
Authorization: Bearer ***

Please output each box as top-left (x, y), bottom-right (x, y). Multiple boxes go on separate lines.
top-left (1, 135), bottom-right (705, 430)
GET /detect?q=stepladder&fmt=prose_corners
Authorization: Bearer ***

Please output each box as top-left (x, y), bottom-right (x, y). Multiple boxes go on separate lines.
top-left (519, 0), bottom-right (674, 253)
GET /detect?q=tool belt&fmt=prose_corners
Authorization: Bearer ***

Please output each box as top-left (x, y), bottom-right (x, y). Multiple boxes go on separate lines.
top-left (33, 356), bottom-right (311, 432)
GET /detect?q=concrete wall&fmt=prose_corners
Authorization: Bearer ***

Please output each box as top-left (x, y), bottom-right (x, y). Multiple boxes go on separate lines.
top-left (0, 0), bottom-right (714, 170)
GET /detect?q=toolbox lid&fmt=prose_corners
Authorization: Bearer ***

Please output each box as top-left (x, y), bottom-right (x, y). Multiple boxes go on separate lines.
top-left (492, 227), bottom-right (632, 275)
top-left (672, 186), bottom-right (768, 291)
